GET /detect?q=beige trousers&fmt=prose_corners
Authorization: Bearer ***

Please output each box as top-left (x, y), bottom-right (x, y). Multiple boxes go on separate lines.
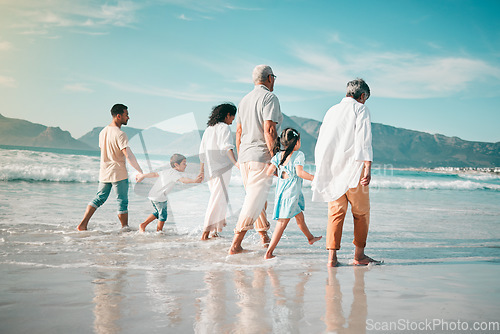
top-left (235, 161), bottom-right (272, 232)
top-left (327, 181), bottom-right (370, 250)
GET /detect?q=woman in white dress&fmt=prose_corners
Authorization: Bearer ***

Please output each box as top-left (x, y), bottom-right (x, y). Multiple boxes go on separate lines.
top-left (199, 103), bottom-right (239, 240)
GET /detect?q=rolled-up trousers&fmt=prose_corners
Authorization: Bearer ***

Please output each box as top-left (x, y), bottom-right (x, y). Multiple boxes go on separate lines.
top-left (235, 161), bottom-right (272, 233)
top-left (327, 181), bottom-right (370, 250)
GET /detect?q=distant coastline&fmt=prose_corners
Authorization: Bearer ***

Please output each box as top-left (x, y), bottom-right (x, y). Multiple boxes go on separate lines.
top-left (0, 145), bottom-right (100, 157)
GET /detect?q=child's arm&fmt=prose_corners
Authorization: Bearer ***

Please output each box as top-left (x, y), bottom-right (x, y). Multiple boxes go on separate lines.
top-left (267, 163), bottom-right (277, 177)
top-left (226, 149), bottom-right (239, 169)
top-left (136, 172), bottom-right (159, 183)
top-left (178, 175), bottom-right (203, 184)
top-left (296, 165), bottom-right (314, 181)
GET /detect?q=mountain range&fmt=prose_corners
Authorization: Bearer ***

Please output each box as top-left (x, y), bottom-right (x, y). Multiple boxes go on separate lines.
top-left (1, 113), bottom-right (499, 168)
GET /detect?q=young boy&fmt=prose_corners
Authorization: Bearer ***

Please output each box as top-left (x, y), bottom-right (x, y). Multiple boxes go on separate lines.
top-left (136, 153), bottom-right (202, 232)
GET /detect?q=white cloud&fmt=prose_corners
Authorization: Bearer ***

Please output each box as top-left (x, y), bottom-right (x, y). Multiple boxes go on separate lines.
top-left (63, 83), bottom-right (93, 93)
top-left (278, 44), bottom-right (500, 99)
top-left (0, 75), bottom-right (17, 88)
top-left (0, 41), bottom-right (13, 51)
top-left (6, 1), bottom-right (141, 34)
top-left (101, 79), bottom-right (237, 102)
top-left (178, 14), bottom-right (193, 21)
top-left (327, 32), bottom-right (344, 45)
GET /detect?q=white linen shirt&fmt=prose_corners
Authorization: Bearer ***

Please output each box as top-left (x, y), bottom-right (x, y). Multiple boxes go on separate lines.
top-left (311, 97), bottom-right (373, 202)
top-left (199, 122), bottom-right (235, 178)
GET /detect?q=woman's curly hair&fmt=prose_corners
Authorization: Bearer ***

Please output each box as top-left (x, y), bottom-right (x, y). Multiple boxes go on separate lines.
top-left (207, 103), bottom-right (237, 126)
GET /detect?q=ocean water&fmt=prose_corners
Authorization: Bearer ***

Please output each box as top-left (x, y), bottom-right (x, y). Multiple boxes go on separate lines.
top-left (1, 147), bottom-right (499, 333)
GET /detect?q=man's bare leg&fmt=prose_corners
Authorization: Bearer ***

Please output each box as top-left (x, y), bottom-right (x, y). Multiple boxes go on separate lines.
top-left (228, 231), bottom-right (247, 255)
top-left (328, 249), bottom-right (338, 267)
top-left (118, 213), bottom-right (129, 229)
top-left (77, 205), bottom-right (96, 231)
top-left (353, 246), bottom-right (380, 265)
top-left (139, 214), bottom-right (156, 232)
top-left (259, 231), bottom-right (270, 246)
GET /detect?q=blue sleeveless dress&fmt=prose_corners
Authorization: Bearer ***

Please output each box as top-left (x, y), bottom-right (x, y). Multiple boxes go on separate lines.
top-left (271, 151), bottom-right (306, 219)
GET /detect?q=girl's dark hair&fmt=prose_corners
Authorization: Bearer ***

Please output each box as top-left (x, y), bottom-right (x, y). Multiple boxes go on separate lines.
top-left (207, 103), bottom-right (237, 126)
top-left (273, 128), bottom-right (300, 167)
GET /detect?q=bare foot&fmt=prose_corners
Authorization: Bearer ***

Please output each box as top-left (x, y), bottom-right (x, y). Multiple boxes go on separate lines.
top-left (139, 223), bottom-right (147, 232)
top-left (308, 235), bottom-right (322, 245)
top-left (77, 224), bottom-right (87, 231)
top-left (353, 255), bottom-right (382, 266)
top-left (228, 246), bottom-right (245, 255)
top-left (120, 225), bottom-right (131, 232)
top-left (328, 260), bottom-right (339, 267)
top-left (211, 232), bottom-right (220, 238)
top-left (328, 251), bottom-right (338, 267)
top-left (201, 231), bottom-right (210, 240)
top-left (264, 252), bottom-right (275, 260)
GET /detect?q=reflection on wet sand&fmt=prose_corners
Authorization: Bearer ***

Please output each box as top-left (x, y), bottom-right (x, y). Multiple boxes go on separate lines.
top-left (195, 271), bottom-right (228, 333)
top-left (193, 267), bottom-right (315, 333)
top-left (232, 269), bottom-right (272, 333)
top-left (145, 269), bottom-right (182, 325)
top-left (90, 248), bottom-right (368, 333)
top-left (91, 242), bottom-right (129, 334)
top-left (267, 268), bottom-right (311, 332)
top-left (92, 270), bottom-right (125, 334)
top-left (324, 266), bottom-right (368, 333)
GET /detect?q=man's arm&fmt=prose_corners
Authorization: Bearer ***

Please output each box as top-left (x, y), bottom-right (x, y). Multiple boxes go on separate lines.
top-left (136, 172), bottom-right (159, 183)
top-left (122, 147), bottom-right (143, 174)
top-left (266, 163), bottom-right (277, 176)
top-left (264, 120), bottom-right (278, 157)
top-left (235, 123), bottom-right (242, 154)
top-left (360, 161), bottom-right (372, 186)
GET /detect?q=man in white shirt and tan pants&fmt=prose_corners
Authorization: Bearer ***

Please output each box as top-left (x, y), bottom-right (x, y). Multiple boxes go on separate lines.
top-left (312, 79), bottom-right (380, 267)
top-left (228, 65), bottom-right (283, 255)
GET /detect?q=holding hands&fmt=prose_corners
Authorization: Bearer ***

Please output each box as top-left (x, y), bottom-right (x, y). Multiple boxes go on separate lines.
top-left (136, 173), bottom-right (145, 183)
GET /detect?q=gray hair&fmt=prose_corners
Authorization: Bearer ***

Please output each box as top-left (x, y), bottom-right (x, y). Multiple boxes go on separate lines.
top-left (252, 64), bottom-right (274, 84)
top-left (346, 78), bottom-right (370, 100)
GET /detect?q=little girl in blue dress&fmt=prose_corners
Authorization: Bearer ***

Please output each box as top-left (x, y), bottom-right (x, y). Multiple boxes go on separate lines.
top-left (265, 128), bottom-right (322, 259)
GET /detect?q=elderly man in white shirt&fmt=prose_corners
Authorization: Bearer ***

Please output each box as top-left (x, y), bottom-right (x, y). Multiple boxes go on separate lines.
top-left (312, 78), bottom-right (380, 267)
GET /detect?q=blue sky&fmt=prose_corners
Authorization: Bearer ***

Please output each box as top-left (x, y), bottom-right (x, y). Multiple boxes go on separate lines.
top-left (1, 0), bottom-right (499, 142)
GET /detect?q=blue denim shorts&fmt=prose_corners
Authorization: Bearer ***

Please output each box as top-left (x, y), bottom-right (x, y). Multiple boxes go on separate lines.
top-left (89, 179), bottom-right (129, 214)
top-left (151, 200), bottom-right (168, 222)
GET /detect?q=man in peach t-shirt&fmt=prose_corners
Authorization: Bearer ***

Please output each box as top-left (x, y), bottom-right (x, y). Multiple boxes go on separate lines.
top-left (77, 104), bottom-right (143, 231)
